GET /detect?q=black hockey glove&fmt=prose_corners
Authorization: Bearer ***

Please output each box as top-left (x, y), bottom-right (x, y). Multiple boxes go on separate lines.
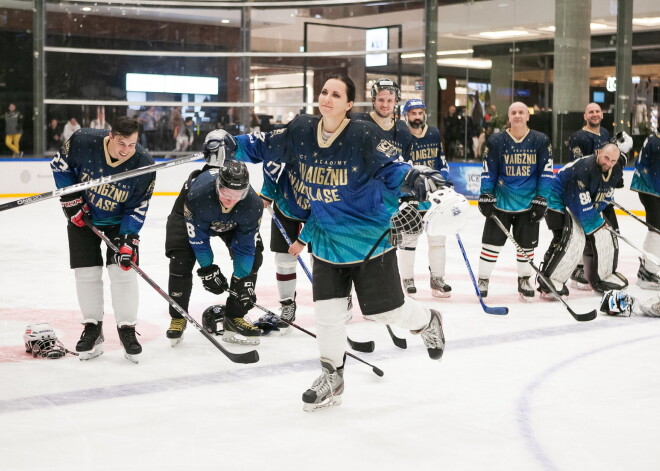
top-left (60, 193), bottom-right (89, 227)
top-left (197, 264), bottom-right (228, 295)
top-left (478, 193), bottom-right (497, 218)
top-left (230, 274), bottom-right (257, 309)
top-left (203, 129), bottom-right (238, 168)
top-left (113, 234), bottom-right (139, 271)
top-left (529, 195), bottom-right (547, 223)
top-left (402, 165), bottom-right (445, 202)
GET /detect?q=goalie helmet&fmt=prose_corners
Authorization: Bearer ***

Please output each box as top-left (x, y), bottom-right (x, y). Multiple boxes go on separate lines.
top-left (599, 290), bottom-right (635, 317)
top-left (23, 323), bottom-right (67, 359)
top-left (423, 188), bottom-right (470, 236)
top-left (202, 305), bottom-right (225, 334)
top-left (371, 78), bottom-right (401, 101)
top-left (389, 201), bottom-right (423, 246)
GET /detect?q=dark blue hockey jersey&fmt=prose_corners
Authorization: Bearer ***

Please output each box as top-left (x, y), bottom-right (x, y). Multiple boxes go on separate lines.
top-left (50, 128), bottom-right (155, 234)
top-left (631, 135), bottom-right (660, 197)
top-left (405, 124), bottom-right (450, 211)
top-left (235, 115), bottom-right (411, 265)
top-left (352, 112), bottom-right (413, 160)
top-left (260, 160), bottom-right (310, 222)
top-left (184, 169), bottom-right (263, 278)
top-left (567, 127), bottom-right (610, 161)
top-left (547, 155), bottom-right (623, 235)
top-left (480, 129), bottom-right (554, 212)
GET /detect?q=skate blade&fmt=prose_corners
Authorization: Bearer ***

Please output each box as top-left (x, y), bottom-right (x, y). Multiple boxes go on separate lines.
top-left (431, 289), bottom-right (451, 298)
top-left (303, 395), bottom-right (342, 412)
top-left (78, 344), bottom-right (104, 361)
top-left (539, 291), bottom-right (559, 301)
top-left (637, 280), bottom-right (660, 290)
top-left (124, 352), bottom-right (140, 364)
top-left (170, 337), bottom-right (183, 347)
top-left (570, 280), bottom-right (592, 291)
top-left (518, 292), bottom-right (535, 303)
top-left (222, 331), bottom-right (260, 345)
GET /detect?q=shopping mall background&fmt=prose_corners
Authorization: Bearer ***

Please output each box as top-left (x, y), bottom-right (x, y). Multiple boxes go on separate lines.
top-left (0, 0), bottom-right (658, 165)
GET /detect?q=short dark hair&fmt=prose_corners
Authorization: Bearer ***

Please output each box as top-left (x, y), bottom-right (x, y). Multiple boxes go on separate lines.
top-left (111, 116), bottom-right (139, 137)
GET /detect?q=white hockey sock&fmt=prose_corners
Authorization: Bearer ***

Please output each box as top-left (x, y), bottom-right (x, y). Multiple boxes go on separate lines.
top-left (108, 264), bottom-right (139, 327)
top-left (516, 248), bottom-right (534, 277)
top-left (369, 297), bottom-right (431, 331)
top-left (397, 247), bottom-right (416, 279)
top-left (428, 235), bottom-right (447, 277)
top-left (275, 252), bottom-right (297, 301)
top-left (643, 231), bottom-right (660, 273)
top-left (74, 266), bottom-right (104, 323)
top-left (314, 298), bottom-right (349, 367)
top-left (479, 244), bottom-right (501, 279)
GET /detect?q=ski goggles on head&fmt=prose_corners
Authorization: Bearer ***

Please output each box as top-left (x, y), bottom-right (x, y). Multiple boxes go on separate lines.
top-left (218, 186), bottom-right (248, 202)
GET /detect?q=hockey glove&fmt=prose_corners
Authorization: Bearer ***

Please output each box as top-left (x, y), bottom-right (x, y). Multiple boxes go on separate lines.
top-left (60, 193), bottom-right (89, 227)
top-left (114, 234), bottom-right (139, 271)
top-left (203, 129), bottom-right (238, 168)
top-left (478, 193), bottom-right (497, 218)
top-left (402, 165), bottom-right (445, 202)
top-left (529, 195), bottom-right (547, 223)
top-left (230, 274), bottom-right (257, 309)
top-left (197, 264), bottom-right (228, 295)
top-left (612, 131), bottom-right (633, 154)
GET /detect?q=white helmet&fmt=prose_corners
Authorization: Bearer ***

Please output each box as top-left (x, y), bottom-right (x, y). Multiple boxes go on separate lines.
top-left (599, 290), bottom-right (635, 317)
top-left (23, 323), bottom-right (67, 359)
top-left (423, 188), bottom-right (470, 236)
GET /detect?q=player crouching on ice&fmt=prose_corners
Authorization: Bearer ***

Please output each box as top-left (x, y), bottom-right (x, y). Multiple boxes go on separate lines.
top-left (539, 143), bottom-right (628, 297)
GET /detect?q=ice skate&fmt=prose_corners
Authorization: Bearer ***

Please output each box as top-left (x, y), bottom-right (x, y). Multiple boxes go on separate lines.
top-left (537, 277), bottom-right (569, 299)
top-left (430, 275), bottom-right (452, 298)
top-left (518, 276), bottom-right (535, 302)
top-left (637, 261), bottom-right (660, 290)
top-left (569, 265), bottom-right (591, 290)
top-left (403, 278), bottom-right (417, 295)
top-left (302, 358), bottom-right (344, 412)
top-left (76, 321), bottom-right (104, 361)
top-left (223, 316), bottom-right (262, 345)
top-left (277, 297), bottom-right (296, 332)
top-left (117, 325), bottom-right (142, 363)
top-left (412, 309), bottom-right (445, 360)
top-left (166, 318), bottom-right (187, 347)
top-left (478, 278), bottom-right (489, 298)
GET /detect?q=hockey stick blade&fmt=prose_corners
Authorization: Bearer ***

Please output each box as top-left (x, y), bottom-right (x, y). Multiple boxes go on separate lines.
top-left (456, 234), bottom-right (508, 315)
top-left (347, 337), bottom-right (375, 353)
top-left (86, 222), bottom-right (258, 364)
top-left (386, 325), bottom-right (407, 349)
top-left (491, 215), bottom-right (595, 322)
top-left (0, 153), bottom-right (204, 213)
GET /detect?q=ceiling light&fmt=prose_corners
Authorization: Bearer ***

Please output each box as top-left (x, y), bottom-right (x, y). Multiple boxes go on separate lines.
top-left (538, 23), bottom-right (613, 32)
top-left (82, 7), bottom-right (91, 12)
top-left (221, 19), bottom-right (230, 24)
top-left (436, 58), bottom-right (492, 69)
top-left (401, 49), bottom-right (474, 60)
top-left (476, 30), bottom-right (531, 39)
top-left (633, 17), bottom-right (660, 26)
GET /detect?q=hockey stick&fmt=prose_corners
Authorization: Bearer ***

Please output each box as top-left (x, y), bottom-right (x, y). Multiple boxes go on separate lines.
top-left (226, 288), bottom-right (384, 377)
top-left (0, 152), bottom-right (204, 213)
top-left (611, 201), bottom-right (660, 235)
top-left (85, 221), bottom-right (259, 364)
top-left (455, 234), bottom-right (508, 315)
top-left (605, 227), bottom-right (660, 266)
top-left (491, 215), bottom-right (597, 322)
top-left (266, 206), bottom-right (376, 353)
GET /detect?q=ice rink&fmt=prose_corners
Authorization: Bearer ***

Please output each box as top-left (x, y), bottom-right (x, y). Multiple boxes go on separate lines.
top-left (1, 184), bottom-right (659, 471)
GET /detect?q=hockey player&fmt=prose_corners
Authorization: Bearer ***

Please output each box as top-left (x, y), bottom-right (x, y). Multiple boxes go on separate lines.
top-left (165, 160), bottom-right (264, 346)
top-left (567, 103), bottom-right (611, 161)
top-left (50, 116), bottom-right (155, 362)
top-left (540, 143), bottom-right (628, 295)
top-left (477, 102), bottom-right (554, 300)
top-left (225, 73), bottom-right (446, 411)
top-left (630, 134), bottom-right (660, 289)
top-left (398, 98), bottom-right (452, 297)
top-left (352, 77), bottom-right (413, 159)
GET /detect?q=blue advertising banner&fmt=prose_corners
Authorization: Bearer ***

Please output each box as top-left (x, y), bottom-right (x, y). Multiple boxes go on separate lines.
top-left (447, 162), bottom-right (482, 200)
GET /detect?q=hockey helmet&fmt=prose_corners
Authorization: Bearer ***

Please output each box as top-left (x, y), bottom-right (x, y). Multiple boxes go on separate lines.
top-left (202, 305), bottom-right (225, 334)
top-left (389, 201), bottom-right (423, 246)
top-left (423, 188), bottom-right (470, 236)
top-left (600, 290), bottom-right (635, 316)
top-left (23, 323), bottom-right (67, 359)
top-left (371, 78), bottom-right (401, 101)
top-left (216, 160), bottom-right (250, 202)
top-left (403, 99), bottom-right (426, 115)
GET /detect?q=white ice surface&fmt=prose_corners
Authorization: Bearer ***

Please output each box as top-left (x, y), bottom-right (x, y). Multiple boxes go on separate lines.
top-left (1, 195), bottom-right (659, 471)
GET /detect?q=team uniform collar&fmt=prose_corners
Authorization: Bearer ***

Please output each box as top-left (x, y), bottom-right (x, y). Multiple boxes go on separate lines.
top-left (317, 118), bottom-right (350, 148)
top-left (368, 111), bottom-right (394, 131)
top-left (506, 127), bottom-right (530, 143)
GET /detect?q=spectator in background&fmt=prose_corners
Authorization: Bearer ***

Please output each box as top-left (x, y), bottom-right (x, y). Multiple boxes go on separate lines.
top-left (47, 118), bottom-right (61, 151)
top-left (173, 117), bottom-right (195, 155)
top-left (61, 117), bottom-right (81, 143)
top-left (4, 103), bottom-right (23, 157)
top-left (138, 106), bottom-right (158, 151)
top-left (90, 106), bottom-right (111, 130)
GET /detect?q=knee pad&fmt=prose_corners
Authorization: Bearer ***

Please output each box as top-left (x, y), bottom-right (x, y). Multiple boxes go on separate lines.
top-left (74, 266), bottom-right (104, 322)
top-left (108, 264), bottom-right (139, 326)
top-left (584, 225), bottom-right (627, 291)
top-left (427, 234), bottom-right (446, 248)
top-left (369, 297), bottom-right (430, 331)
top-left (398, 232), bottom-right (420, 250)
top-left (168, 250), bottom-right (196, 277)
top-left (275, 252), bottom-right (297, 273)
top-left (314, 298), bottom-right (348, 367)
top-left (540, 211), bottom-right (585, 286)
